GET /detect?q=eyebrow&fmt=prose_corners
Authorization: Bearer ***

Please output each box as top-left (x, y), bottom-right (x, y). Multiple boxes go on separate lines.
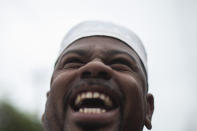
top-left (107, 50), bottom-right (137, 63)
top-left (59, 49), bottom-right (137, 64)
top-left (54, 49), bottom-right (87, 66)
top-left (61, 49), bottom-right (88, 57)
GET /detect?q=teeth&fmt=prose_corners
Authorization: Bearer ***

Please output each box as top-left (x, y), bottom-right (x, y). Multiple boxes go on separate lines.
top-left (100, 94), bottom-right (106, 100)
top-left (74, 92), bottom-right (113, 107)
top-left (81, 93), bottom-right (86, 99)
top-left (79, 108), bottom-right (83, 113)
top-left (78, 108), bottom-right (106, 114)
top-left (101, 109), bottom-right (106, 113)
top-left (105, 96), bottom-right (112, 106)
top-left (93, 92), bottom-right (99, 98)
top-left (84, 108), bottom-right (88, 113)
top-left (96, 108), bottom-right (101, 113)
top-left (75, 95), bottom-right (81, 105)
top-left (86, 92), bottom-right (92, 98)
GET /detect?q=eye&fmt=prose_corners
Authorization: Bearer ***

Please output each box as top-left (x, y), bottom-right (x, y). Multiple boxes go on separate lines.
top-left (109, 58), bottom-right (134, 71)
top-left (63, 57), bottom-right (84, 69)
top-left (65, 57), bottom-right (82, 63)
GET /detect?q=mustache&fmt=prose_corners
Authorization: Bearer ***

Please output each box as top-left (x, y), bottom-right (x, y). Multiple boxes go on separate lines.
top-left (63, 78), bottom-right (122, 109)
top-left (74, 79), bottom-right (114, 90)
top-left (64, 79), bottom-right (115, 102)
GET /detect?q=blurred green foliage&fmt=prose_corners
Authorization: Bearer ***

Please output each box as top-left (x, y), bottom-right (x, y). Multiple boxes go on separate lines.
top-left (0, 101), bottom-right (42, 131)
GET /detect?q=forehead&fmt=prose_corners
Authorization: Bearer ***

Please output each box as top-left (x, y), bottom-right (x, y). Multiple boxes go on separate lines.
top-left (64, 36), bottom-right (139, 58)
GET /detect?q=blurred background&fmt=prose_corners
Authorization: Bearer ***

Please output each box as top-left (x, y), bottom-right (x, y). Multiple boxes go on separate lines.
top-left (0, 0), bottom-right (197, 131)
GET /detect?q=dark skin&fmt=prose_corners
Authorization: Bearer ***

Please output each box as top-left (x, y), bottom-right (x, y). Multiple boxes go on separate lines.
top-left (43, 36), bottom-right (154, 131)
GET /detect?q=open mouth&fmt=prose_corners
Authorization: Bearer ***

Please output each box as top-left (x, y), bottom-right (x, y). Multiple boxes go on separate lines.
top-left (70, 91), bottom-right (118, 114)
top-left (65, 85), bottom-right (121, 129)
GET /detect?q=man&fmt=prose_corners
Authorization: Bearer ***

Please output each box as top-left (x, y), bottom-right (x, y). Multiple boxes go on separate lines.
top-left (43, 21), bottom-right (154, 131)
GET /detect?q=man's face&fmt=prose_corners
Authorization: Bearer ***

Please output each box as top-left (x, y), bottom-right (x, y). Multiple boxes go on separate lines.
top-left (43, 36), bottom-right (154, 131)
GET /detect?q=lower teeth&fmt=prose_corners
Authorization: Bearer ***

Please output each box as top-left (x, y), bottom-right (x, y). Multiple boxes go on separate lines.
top-left (79, 108), bottom-right (106, 114)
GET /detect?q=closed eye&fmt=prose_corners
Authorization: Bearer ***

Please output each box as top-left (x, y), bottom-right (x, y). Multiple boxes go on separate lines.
top-left (109, 58), bottom-right (134, 71)
top-left (110, 58), bottom-right (130, 66)
top-left (63, 57), bottom-right (84, 69)
top-left (65, 57), bottom-right (83, 64)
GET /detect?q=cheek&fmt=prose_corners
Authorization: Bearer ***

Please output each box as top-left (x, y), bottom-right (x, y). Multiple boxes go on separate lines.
top-left (45, 70), bottom-right (78, 123)
top-left (114, 72), bottom-right (144, 100)
top-left (114, 72), bottom-right (146, 129)
top-left (51, 70), bottom-right (78, 107)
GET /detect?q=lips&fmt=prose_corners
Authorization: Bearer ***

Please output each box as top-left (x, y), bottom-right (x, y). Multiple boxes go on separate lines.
top-left (67, 80), bottom-right (121, 113)
top-left (65, 81), bottom-right (121, 129)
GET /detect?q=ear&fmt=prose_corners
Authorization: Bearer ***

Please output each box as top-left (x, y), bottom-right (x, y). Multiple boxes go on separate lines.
top-left (42, 91), bottom-right (50, 123)
top-left (145, 93), bottom-right (154, 130)
top-left (42, 114), bottom-right (45, 123)
top-left (46, 91), bottom-right (50, 97)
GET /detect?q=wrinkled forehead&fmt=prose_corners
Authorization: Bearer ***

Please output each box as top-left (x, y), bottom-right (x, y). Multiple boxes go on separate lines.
top-left (58, 21), bottom-right (147, 72)
top-left (61, 36), bottom-right (140, 61)
top-left (66, 36), bottom-right (135, 52)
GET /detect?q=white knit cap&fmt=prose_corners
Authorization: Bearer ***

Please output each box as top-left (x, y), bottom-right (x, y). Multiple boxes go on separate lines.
top-left (59, 21), bottom-right (147, 72)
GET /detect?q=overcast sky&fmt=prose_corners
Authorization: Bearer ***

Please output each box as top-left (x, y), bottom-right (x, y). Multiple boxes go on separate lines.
top-left (1, 0), bottom-right (197, 131)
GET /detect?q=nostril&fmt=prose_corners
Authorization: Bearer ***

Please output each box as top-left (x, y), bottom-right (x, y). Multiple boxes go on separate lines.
top-left (98, 71), bottom-right (110, 80)
top-left (81, 71), bottom-right (111, 80)
top-left (81, 71), bottom-right (91, 79)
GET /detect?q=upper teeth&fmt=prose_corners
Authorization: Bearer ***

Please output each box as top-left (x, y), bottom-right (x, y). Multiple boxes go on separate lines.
top-left (75, 91), bottom-right (112, 107)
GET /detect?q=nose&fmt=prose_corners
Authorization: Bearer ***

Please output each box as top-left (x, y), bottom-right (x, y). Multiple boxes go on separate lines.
top-left (79, 60), bottom-right (112, 80)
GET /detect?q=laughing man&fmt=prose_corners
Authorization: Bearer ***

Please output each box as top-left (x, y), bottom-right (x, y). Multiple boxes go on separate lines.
top-left (43, 21), bottom-right (154, 131)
